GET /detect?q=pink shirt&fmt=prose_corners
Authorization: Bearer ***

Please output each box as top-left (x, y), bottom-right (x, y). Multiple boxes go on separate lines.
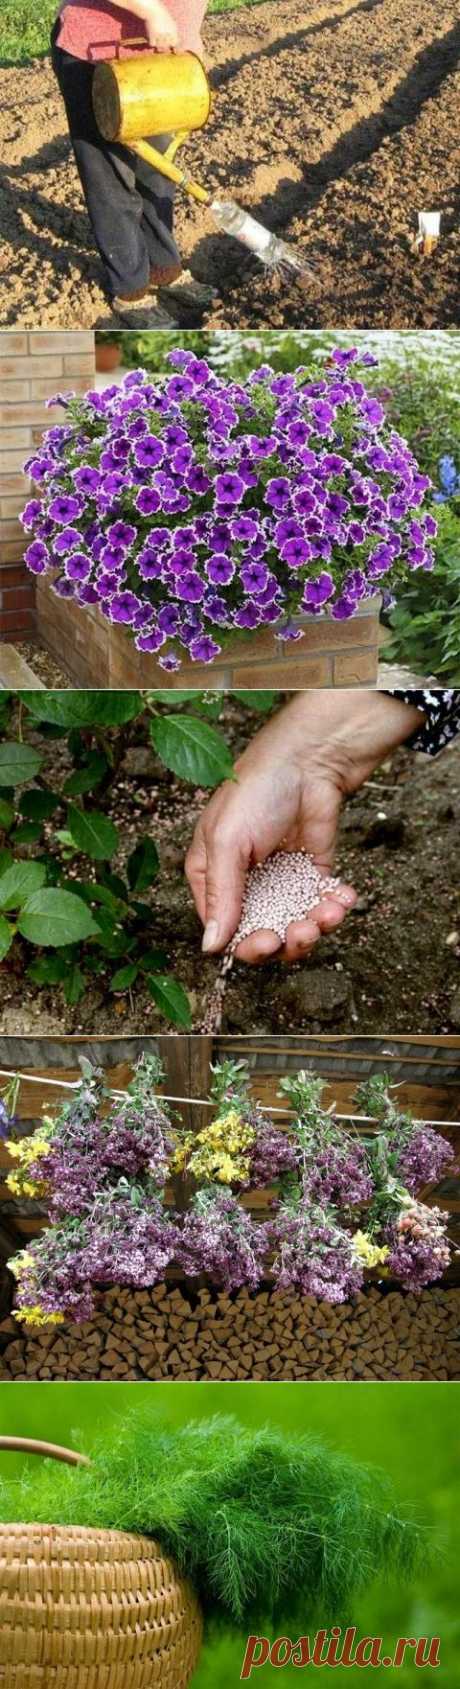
top-left (57, 0), bottom-right (206, 62)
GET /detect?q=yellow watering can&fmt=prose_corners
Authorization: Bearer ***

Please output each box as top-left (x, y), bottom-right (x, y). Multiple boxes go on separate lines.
top-left (92, 48), bottom-right (212, 205)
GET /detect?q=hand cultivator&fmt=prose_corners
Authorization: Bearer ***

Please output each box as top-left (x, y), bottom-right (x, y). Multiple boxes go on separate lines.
top-left (92, 48), bottom-right (312, 278)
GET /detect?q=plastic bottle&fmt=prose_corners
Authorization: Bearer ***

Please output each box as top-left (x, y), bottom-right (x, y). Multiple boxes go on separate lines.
top-left (210, 197), bottom-right (311, 275)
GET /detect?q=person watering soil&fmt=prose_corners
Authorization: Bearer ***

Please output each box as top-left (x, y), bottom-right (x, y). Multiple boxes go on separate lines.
top-left (186, 688), bottom-right (460, 965)
top-left (50, 0), bottom-right (207, 321)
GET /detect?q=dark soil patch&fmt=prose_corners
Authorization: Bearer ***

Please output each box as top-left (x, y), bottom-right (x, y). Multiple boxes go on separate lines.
top-left (0, 700), bottom-right (459, 1035)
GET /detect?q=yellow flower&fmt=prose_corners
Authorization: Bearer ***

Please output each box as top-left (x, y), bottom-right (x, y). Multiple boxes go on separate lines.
top-left (352, 1230), bottom-right (389, 1268)
top-left (5, 1133), bottom-right (51, 1168)
top-left (7, 1250), bottom-right (35, 1279)
top-left (16, 1306), bottom-right (65, 1329)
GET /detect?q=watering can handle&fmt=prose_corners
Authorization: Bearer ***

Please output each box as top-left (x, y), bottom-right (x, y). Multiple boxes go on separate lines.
top-left (115, 37), bottom-right (177, 53)
top-left (0, 1436), bottom-right (90, 1467)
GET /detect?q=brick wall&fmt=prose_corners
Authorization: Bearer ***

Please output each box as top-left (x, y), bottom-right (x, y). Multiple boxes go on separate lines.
top-left (36, 581), bottom-right (382, 689)
top-left (0, 331), bottom-right (95, 642)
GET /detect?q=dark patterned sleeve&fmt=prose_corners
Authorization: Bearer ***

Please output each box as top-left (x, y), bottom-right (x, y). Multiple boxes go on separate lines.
top-left (387, 690), bottom-right (460, 753)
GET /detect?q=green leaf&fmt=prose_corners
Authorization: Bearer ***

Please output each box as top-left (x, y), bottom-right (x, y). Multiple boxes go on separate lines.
top-left (18, 787), bottom-right (59, 821)
top-left (0, 861), bottom-right (47, 910)
top-left (21, 692), bottom-right (143, 727)
top-left (64, 964), bottom-right (86, 1005)
top-left (0, 742), bottom-right (42, 787)
top-left (0, 915), bottom-right (13, 962)
top-left (0, 850), bottom-right (13, 877)
top-left (232, 690), bottom-right (278, 712)
top-left (150, 715), bottom-right (234, 788)
top-left (27, 954), bottom-right (69, 984)
top-left (66, 805), bottom-right (119, 861)
top-left (138, 947), bottom-right (168, 972)
top-left (63, 754), bottom-right (109, 796)
top-left (10, 822), bottom-right (43, 846)
top-left (126, 837), bottom-right (159, 893)
top-left (74, 880), bottom-right (127, 915)
top-left (17, 889), bottom-right (99, 947)
top-left (147, 973), bottom-right (192, 1028)
top-left (0, 799), bottom-right (14, 831)
top-left (147, 690), bottom-right (204, 706)
top-left (110, 963), bottom-right (139, 992)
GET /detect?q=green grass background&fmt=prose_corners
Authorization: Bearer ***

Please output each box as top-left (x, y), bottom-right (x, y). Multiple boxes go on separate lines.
top-left (0, 0), bottom-right (261, 66)
top-left (0, 1382), bottom-right (458, 1686)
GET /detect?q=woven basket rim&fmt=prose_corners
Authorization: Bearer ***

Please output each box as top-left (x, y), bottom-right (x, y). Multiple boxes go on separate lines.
top-left (0, 1521), bottom-right (178, 1557)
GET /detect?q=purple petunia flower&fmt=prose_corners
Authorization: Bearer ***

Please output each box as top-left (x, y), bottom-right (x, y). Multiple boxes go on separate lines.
top-left (48, 494), bottom-right (82, 524)
top-left (176, 571), bottom-right (205, 603)
top-left (240, 562), bottom-right (269, 594)
top-left (107, 521), bottom-right (137, 548)
top-left (206, 554), bottom-right (235, 587)
top-left (65, 552), bottom-right (92, 582)
top-left (134, 436), bottom-right (165, 469)
top-left (72, 465), bottom-right (101, 494)
top-left (109, 591), bottom-right (142, 623)
top-left (135, 487), bottom-right (162, 516)
top-left (281, 537), bottom-right (312, 569)
top-left (189, 634), bottom-right (222, 663)
top-left (52, 526), bottom-right (82, 556)
top-left (303, 572), bottom-right (334, 608)
top-left (214, 472), bottom-right (246, 506)
top-left (20, 499), bottom-right (43, 529)
top-left (157, 604), bottom-right (180, 635)
top-left (135, 627), bottom-right (167, 652)
top-left (230, 515), bottom-right (259, 542)
top-left (266, 476), bottom-right (291, 511)
top-left (24, 541), bottom-right (50, 573)
top-left (234, 601), bottom-right (261, 629)
top-left (78, 583), bottom-right (100, 605)
top-left (158, 651), bottom-right (182, 671)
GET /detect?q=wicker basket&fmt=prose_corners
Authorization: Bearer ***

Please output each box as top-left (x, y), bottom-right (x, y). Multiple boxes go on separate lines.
top-left (0, 1438), bottom-right (203, 1688)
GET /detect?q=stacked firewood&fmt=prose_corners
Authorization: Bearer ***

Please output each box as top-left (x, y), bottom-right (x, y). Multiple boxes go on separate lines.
top-left (0, 1283), bottom-right (458, 1382)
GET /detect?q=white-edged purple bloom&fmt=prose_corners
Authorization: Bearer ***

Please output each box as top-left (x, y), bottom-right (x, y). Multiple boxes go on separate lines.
top-left (24, 541), bottom-right (50, 573)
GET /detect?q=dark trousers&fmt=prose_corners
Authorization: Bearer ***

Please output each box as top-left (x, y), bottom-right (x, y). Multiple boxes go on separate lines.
top-left (51, 27), bottom-right (181, 298)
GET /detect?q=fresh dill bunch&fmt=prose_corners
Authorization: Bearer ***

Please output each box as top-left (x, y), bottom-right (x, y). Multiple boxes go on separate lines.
top-left (0, 1414), bottom-right (428, 1631)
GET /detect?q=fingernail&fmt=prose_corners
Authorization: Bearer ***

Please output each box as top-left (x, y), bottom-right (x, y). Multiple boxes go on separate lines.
top-left (202, 920), bottom-right (220, 953)
top-left (337, 887), bottom-right (355, 906)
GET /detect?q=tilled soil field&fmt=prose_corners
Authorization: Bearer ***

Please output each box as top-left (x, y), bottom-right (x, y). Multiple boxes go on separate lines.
top-left (1, 0), bottom-right (459, 328)
top-left (0, 702), bottom-right (459, 1036)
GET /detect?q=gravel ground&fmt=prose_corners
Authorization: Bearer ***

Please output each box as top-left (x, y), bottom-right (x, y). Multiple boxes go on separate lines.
top-left (1, 0), bottom-right (458, 328)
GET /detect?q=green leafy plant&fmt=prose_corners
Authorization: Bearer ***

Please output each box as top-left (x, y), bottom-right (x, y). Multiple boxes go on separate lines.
top-left (0, 1413), bottom-right (428, 1629)
top-left (0, 688), bottom-right (277, 1024)
top-left (381, 501), bottom-right (460, 681)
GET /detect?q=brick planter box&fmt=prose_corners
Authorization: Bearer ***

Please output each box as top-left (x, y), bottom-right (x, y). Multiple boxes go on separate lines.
top-left (36, 578), bottom-right (382, 689)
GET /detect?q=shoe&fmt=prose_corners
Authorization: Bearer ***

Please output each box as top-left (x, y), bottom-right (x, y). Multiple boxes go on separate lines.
top-left (111, 298), bottom-right (178, 328)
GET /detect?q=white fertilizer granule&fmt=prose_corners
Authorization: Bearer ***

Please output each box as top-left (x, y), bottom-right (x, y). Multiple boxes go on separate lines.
top-left (201, 850), bottom-right (342, 1033)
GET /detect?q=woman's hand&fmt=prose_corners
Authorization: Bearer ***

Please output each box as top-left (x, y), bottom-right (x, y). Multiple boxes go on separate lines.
top-left (137, 0), bottom-right (179, 49)
top-left (185, 690), bottom-right (425, 966)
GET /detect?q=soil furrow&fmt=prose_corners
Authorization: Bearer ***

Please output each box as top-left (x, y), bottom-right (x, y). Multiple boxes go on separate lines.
top-left (0, 0), bottom-right (458, 326)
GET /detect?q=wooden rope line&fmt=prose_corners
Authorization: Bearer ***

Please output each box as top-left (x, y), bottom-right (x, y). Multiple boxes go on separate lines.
top-left (0, 1068), bottom-right (457, 1129)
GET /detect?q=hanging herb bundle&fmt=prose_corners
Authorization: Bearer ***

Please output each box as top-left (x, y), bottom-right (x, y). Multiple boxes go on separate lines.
top-left (7, 1054), bottom-right (179, 1326)
top-left (5, 1060), bottom-right (455, 1325)
top-left (0, 1413), bottom-right (428, 1631)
